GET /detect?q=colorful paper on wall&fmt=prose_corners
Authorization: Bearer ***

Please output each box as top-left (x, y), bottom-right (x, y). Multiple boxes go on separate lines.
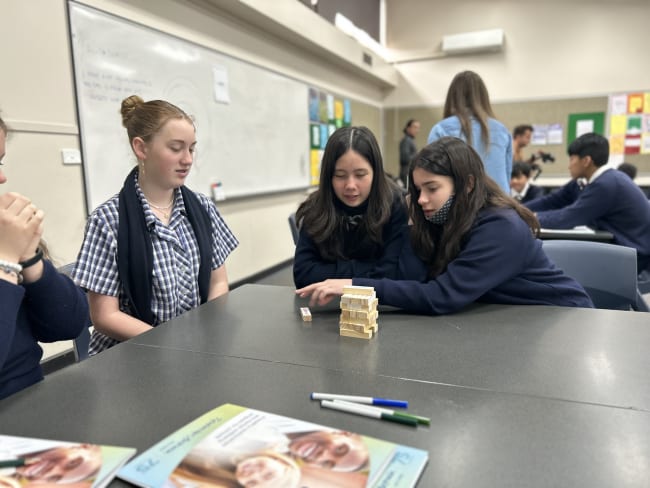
top-left (610, 134), bottom-right (625, 155)
top-left (308, 88), bottom-right (353, 168)
top-left (310, 124), bottom-right (320, 149)
top-left (547, 123), bottom-right (563, 144)
top-left (641, 134), bottom-right (650, 154)
top-left (326, 94), bottom-right (335, 122)
top-left (308, 88), bottom-right (320, 123)
top-left (310, 149), bottom-right (321, 185)
top-left (627, 93), bottom-right (644, 114)
top-left (643, 114), bottom-right (650, 133)
top-left (625, 135), bottom-right (641, 155)
top-left (334, 99), bottom-right (344, 128)
top-left (610, 114), bottom-right (627, 135)
top-left (344, 99), bottom-right (352, 124)
top-left (531, 124), bottom-right (548, 145)
top-left (627, 115), bottom-right (643, 135)
top-left (610, 94), bottom-right (628, 115)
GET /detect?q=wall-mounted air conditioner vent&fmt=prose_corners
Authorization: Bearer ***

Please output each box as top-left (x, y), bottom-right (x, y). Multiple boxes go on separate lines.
top-left (441, 29), bottom-right (504, 54)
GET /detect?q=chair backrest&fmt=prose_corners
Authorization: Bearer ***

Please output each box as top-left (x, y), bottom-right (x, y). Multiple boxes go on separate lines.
top-left (58, 262), bottom-right (91, 361)
top-left (288, 212), bottom-right (299, 245)
top-left (542, 240), bottom-right (643, 311)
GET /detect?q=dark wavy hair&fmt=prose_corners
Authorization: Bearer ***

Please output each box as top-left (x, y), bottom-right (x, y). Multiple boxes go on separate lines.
top-left (409, 137), bottom-right (539, 277)
top-left (443, 71), bottom-right (495, 149)
top-left (296, 126), bottom-right (395, 260)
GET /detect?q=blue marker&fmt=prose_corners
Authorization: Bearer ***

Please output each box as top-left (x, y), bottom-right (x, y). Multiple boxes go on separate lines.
top-left (310, 392), bottom-right (408, 409)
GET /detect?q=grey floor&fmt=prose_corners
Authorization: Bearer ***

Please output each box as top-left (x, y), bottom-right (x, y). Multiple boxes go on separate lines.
top-left (252, 263), bottom-right (294, 287)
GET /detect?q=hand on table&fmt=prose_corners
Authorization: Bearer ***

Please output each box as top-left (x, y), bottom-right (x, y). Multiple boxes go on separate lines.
top-left (296, 279), bottom-right (352, 307)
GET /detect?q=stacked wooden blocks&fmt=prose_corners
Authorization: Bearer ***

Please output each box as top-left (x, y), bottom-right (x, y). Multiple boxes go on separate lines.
top-left (340, 285), bottom-right (378, 339)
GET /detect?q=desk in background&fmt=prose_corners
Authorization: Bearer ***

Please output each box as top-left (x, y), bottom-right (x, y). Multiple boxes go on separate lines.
top-left (2, 285), bottom-right (650, 487)
top-left (536, 174), bottom-right (650, 188)
top-left (539, 228), bottom-right (615, 242)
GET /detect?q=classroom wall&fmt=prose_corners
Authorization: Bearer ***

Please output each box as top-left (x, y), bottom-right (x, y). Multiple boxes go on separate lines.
top-left (0, 0), bottom-right (385, 282)
top-left (5, 0), bottom-right (648, 279)
top-left (382, 0), bottom-right (650, 177)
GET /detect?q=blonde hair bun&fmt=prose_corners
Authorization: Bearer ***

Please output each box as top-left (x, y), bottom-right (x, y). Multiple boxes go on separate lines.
top-left (120, 95), bottom-right (145, 128)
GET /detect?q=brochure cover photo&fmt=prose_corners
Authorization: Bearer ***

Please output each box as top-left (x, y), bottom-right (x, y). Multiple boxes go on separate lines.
top-left (0, 435), bottom-right (136, 488)
top-left (119, 403), bottom-right (428, 488)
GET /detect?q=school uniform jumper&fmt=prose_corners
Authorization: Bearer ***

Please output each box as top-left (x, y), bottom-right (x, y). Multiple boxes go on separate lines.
top-left (353, 207), bottom-right (594, 315)
top-left (293, 193), bottom-right (408, 288)
top-left (525, 167), bottom-right (650, 271)
top-left (427, 116), bottom-right (513, 194)
top-left (0, 261), bottom-right (89, 400)
top-left (514, 183), bottom-right (545, 204)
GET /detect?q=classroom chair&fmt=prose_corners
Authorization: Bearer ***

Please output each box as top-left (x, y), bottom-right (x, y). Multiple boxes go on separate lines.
top-left (637, 270), bottom-right (650, 295)
top-left (288, 212), bottom-right (299, 245)
top-left (58, 262), bottom-right (92, 361)
top-left (542, 240), bottom-right (649, 312)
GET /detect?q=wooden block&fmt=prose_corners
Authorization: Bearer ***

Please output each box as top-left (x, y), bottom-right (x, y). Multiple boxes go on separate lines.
top-left (342, 285), bottom-right (375, 296)
top-left (340, 327), bottom-right (374, 339)
top-left (340, 295), bottom-right (375, 310)
top-left (300, 307), bottom-right (312, 322)
top-left (339, 310), bottom-right (378, 326)
top-left (341, 308), bottom-right (375, 320)
top-left (340, 322), bottom-right (375, 333)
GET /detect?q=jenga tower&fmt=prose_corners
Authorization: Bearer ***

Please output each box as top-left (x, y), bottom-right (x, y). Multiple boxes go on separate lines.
top-left (339, 286), bottom-right (378, 339)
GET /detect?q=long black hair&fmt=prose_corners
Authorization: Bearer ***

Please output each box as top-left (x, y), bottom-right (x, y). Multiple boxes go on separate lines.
top-left (296, 126), bottom-right (396, 260)
top-left (409, 137), bottom-right (539, 277)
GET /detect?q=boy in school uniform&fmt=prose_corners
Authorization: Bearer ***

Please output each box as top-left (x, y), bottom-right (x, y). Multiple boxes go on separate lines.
top-left (510, 162), bottom-right (544, 203)
top-left (526, 132), bottom-right (650, 273)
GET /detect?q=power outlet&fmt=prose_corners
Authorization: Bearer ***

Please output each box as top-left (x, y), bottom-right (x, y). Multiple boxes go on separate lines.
top-left (61, 148), bottom-right (82, 165)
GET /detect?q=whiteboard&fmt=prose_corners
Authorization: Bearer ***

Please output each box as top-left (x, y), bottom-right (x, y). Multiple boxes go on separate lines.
top-left (68, 2), bottom-right (310, 213)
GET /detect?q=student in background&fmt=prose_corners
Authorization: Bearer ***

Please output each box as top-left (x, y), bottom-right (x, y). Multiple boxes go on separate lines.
top-left (526, 133), bottom-right (650, 272)
top-left (72, 95), bottom-right (238, 356)
top-left (617, 161), bottom-right (637, 180)
top-left (0, 115), bottom-right (88, 400)
top-left (427, 71), bottom-right (512, 193)
top-left (296, 137), bottom-right (593, 314)
top-left (293, 126), bottom-right (408, 288)
top-left (399, 118), bottom-right (420, 187)
top-left (618, 161), bottom-right (650, 198)
top-left (510, 162), bottom-right (544, 203)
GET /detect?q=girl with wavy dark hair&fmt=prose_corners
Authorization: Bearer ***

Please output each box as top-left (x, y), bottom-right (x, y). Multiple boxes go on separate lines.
top-left (293, 126), bottom-right (408, 288)
top-left (297, 137), bottom-right (593, 314)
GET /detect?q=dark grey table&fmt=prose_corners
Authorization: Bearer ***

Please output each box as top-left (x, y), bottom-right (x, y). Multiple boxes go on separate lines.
top-left (132, 284), bottom-right (650, 412)
top-left (1, 284), bottom-right (650, 487)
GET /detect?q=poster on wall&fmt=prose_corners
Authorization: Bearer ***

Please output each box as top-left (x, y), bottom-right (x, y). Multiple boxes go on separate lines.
top-left (607, 92), bottom-right (650, 158)
top-left (567, 112), bottom-right (605, 144)
top-left (308, 87), bottom-right (352, 185)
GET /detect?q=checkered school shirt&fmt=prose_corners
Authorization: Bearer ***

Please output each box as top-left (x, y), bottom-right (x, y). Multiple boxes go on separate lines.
top-left (72, 181), bottom-right (238, 356)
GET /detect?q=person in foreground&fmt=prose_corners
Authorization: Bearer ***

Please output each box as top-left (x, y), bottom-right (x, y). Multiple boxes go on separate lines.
top-left (296, 137), bottom-right (594, 315)
top-left (0, 115), bottom-right (88, 400)
top-left (293, 126), bottom-right (408, 288)
top-left (72, 96), bottom-right (238, 356)
top-left (525, 132), bottom-right (650, 272)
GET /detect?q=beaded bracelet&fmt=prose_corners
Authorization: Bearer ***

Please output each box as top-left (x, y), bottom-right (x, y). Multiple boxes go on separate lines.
top-left (0, 260), bottom-right (23, 284)
top-left (19, 248), bottom-right (44, 269)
